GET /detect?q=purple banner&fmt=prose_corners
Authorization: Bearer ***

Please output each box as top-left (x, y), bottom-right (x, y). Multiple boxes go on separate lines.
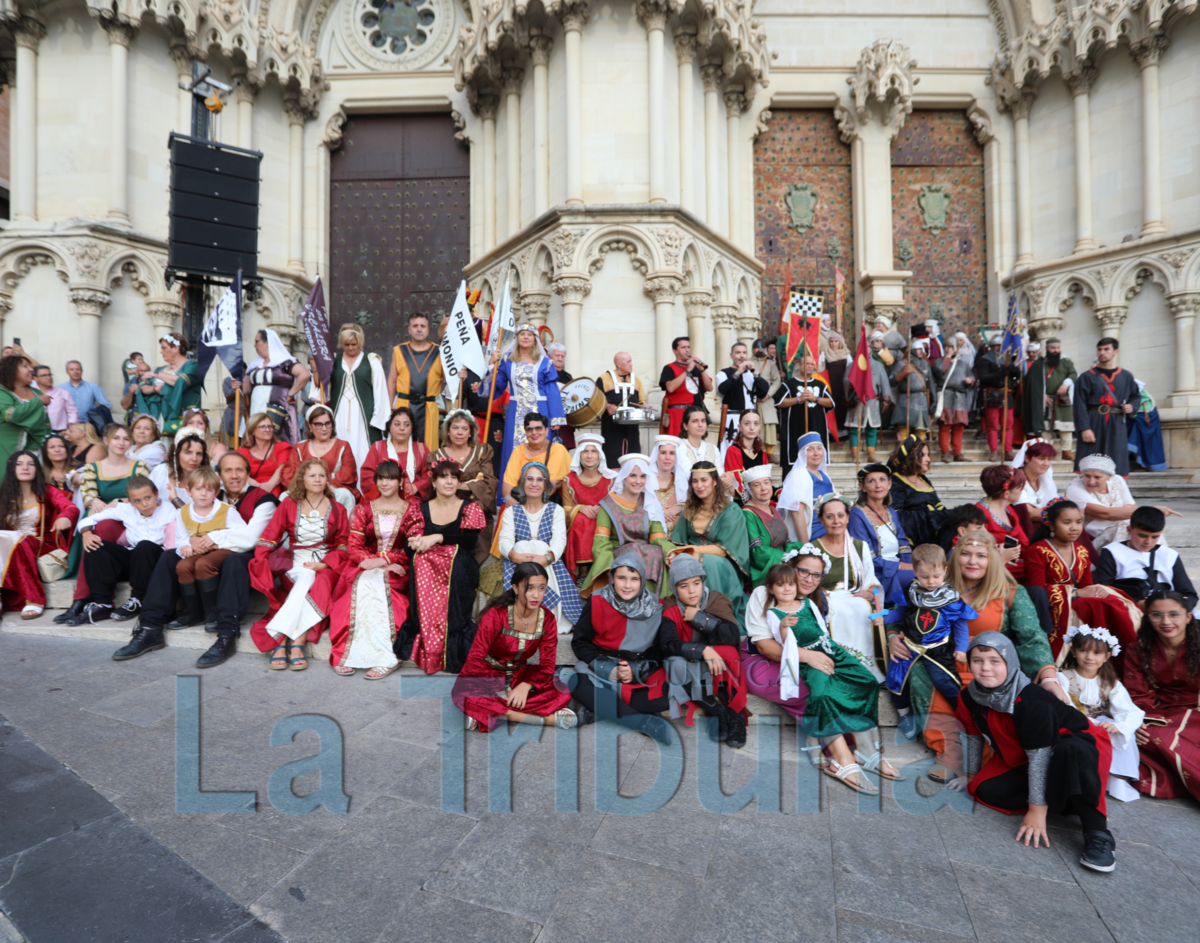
top-left (302, 276), bottom-right (334, 396)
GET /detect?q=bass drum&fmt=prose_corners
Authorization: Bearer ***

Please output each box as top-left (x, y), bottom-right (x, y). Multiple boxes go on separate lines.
top-left (561, 379), bottom-right (606, 427)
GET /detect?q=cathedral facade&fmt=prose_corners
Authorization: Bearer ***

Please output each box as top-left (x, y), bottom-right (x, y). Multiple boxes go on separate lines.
top-left (0, 0), bottom-right (1198, 462)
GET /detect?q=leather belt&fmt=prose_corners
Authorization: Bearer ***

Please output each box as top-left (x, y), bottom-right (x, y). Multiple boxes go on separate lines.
top-left (1096, 405), bottom-right (1111, 415)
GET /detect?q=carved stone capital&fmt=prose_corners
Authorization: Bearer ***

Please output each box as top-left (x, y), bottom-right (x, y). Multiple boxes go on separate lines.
top-left (554, 277), bottom-right (592, 305)
top-left (558, 1), bottom-right (591, 32)
top-left (1028, 316), bottom-right (1065, 340)
top-left (519, 290), bottom-right (552, 326)
top-left (528, 34), bottom-right (554, 67)
top-left (0, 293), bottom-right (13, 317)
top-left (1064, 65), bottom-right (1099, 98)
top-left (233, 67), bottom-right (261, 105)
top-left (682, 290), bottom-right (714, 320)
top-left (100, 17), bottom-right (138, 48)
top-left (673, 29), bottom-right (697, 66)
top-left (635, 0), bottom-right (669, 32)
top-left (475, 94), bottom-right (500, 122)
top-left (1167, 292), bottom-right (1200, 319)
top-left (70, 288), bottom-right (111, 318)
top-left (11, 15), bottom-right (46, 50)
top-left (1093, 303), bottom-right (1129, 333)
top-left (1131, 36), bottom-right (1170, 70)
top-left (502, 67), bottom-right (524, 95)
top-left (283, 94), bottom-right (315, 126)
top-left (700, 63), bottom-right (724, 94)
top-left (145, 300), bottom-right (181, 331)
top-left (169, 41), bottom-right (194, 78)
top-left (711, 305), bottom-right (738, 329)
top-left (723, 88), bottom-right (746, 118)
top-left (324, 106), bottom-right (348, 150)
top-left (848, 39), bottom-right (917, 135)
top-left (866, 304), bottom-right (907, 325)
top-left (643, 276), bottom-right (683, 304)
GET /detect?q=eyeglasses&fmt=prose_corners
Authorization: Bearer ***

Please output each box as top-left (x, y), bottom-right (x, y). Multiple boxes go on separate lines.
top-left (1148, 610), bottom-right (1187, 621)
top-left (310, 421), bottom-right (332, 429)
top-left (796, 569), bottom-right (823, 581)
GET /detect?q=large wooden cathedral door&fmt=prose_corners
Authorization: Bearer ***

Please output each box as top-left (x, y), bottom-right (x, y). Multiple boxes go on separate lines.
top-left (329, 114), bottom-right (470, 345)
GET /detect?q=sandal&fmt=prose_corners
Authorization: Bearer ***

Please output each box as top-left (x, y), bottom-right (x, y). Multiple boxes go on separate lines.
top-left (824, 760), bottom-right (878, 795)
top-left (288, 644), bottom-right (308, 671)
top-left (801, 737), bottom-right (830, 769)
top-left (465, 716), bottom-right (479, 731)
top-left (554, 709), bottom-right (577, 729)
top-left (858, 749), bottom-right (906, 782)
top-left (365, 664), bottom-right (399, 680)
top-left (20, 604), bottom-right (43, 620)
top-left (333, 665), bottom-right (356, 676)
top-left (268, 644), bottom-right (288, 670)
top-left (928, 765), bottom-right (958, 784)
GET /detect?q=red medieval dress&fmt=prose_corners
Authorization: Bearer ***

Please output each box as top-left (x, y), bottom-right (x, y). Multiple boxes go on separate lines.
top-left (562, 471), bottom-right (612, 581)
top-left (659, 594), bottom-right (747, 724)
top-left (721, 443), bottom-right (768, 492)
top-left (248, 499), bottom-right (350, 651)
top-left (1021, 538), bottom-right (1140, 661)
top-left (397, 497), bottom-right (487, 674)
top-left (452, 604), bottom-right (572, 731)
top-left (328, 499), bottom-right (411, 668)
top-left (238, 442), bottom-right (293, 497)
top-left (976, 501), bottom-right (1030, 581)
top-left (0, 487), bottom-right (79, 610)
top-left (282, 439), bottom-right (362, 501)
top-left (360, 439), bottom-right (431, 501)
top-left (1124, 637), bottom-right (1200, 801)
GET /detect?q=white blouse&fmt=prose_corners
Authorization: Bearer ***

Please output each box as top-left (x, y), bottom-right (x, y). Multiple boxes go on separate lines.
top-left (499, 502), bottom-right (567, 561)
top-left (1056, 670), bottom-right (1145, 751)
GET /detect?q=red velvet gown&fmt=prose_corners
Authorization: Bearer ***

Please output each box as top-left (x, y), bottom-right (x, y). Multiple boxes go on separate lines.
top-left (238, 442), bottom-right (293, 497)
top-left (1021, 539), bottom-right (1138, 660)
top-left (452, 605), bottom-right (571, 731)
top-left (1124, 638), bottom-right (1200, 801)
top-left (328, 500), bottom-right (410, 666)
top-left (360, 439), bottom-right (431, 501)
top-left (563, 471), bottom-right (612, 581)
top-left (249, 500), bottom-right (350, 651)
top-left (282, 440), bottom-right (361, 500)
top-left (1, 487), bottom-right (79, 609)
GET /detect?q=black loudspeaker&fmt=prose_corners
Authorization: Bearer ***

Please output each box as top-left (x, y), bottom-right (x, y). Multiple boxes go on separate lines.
top-left (167, 134), bottom-right (262, 280)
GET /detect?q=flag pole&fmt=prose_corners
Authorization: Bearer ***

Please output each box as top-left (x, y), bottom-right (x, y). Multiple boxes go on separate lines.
top-left (482, 325), bottom-right (503, 447)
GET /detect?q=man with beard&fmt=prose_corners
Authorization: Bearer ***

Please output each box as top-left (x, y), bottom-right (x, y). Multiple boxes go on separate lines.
top-left (1018, 341), bottom-right (1045, 441)
top-left (715, 342), bottom-right (769, 457)
top-left (1041, 338), bottom-right (1077, 460)
top-left (1074, 337), bottom-right (1141, 475)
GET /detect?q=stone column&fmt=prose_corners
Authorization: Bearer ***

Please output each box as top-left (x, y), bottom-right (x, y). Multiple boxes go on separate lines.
top-left (503, 67), bottom-right (524, 236)
top-left (560, 3), bottom-right (590, 206)
top-left (478, 94), bottom-right (499, 251)
top-left (1132, 37), bottom-right (1169, 238)
top-left (529, 33), bottom-right (553, 216)
top-left (1167, 293), bottom-right (1200, 407)
top-left (170, 42), bottom-right (193, 135)
top-left (674, 30), bottom-right (697, 214)
top-left (724, 88), bottom-right (745, 245)
top-left (638, 2), bottom-right (668, 204)
top-left (554, 277), bottom-right (591, 375)
top-left (701, 63), bottom-right (722, 228)
top-left (1093, 303), bottom-right (1129, 344)
top-left (284, 96), bottom-right (308, 276)
top-left (1065, 68), bottom-right (1098, 253)
top-left (11, 17), bottom-right (45, 222)
top-left (103, 19), bottom-right (136, 224)
top-left (520, 290), bottom-right (552, 328)
top-left (232, 67), bottom-right (258, 151)
top-left (70, 289), bottom-right (111, 379)
top-left (682, 290), bottom-right (713, 365)
top-left (146, 299), bottom-right (181, 334)
top-left (1011, 93), bottom-right (1036, 268)
top-left (644, 277), bottom-right (683, 370)
top-left (736, 316), bottom-right (760, 347)
top-left (711, 305), bottom-right (737, 369)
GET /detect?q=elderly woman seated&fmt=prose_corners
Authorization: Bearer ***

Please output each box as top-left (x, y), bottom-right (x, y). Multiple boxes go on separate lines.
top-left (1064, 453), bottom-right (1179, 550)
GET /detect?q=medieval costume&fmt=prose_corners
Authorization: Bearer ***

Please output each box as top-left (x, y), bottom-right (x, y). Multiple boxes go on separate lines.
top-left (845, 351), bottom-right (889, 458)
top-left (888, 347), bottom-right (934, 434)
top-left (598, 367), bottom-right (647, 467)
top-left (500, 488), bottom-right (583, 632)
top-left (0, 485), bottom-right (77, 613)
top-left (245, 329), bottom-right (301, 443)
top-left (884, 581), bottom-right (976, 707)
top-left (487, 326), bottom-right (567, 480)
top-left (453, 602), bottom-right (572, 732)
top-left (396, 496), bottom-right (486, 673)
top-left (1064, 455), bottom-right (1135, 549)
top-left (1073, 364), bottom-right (1142, 476)
top-left (935, 338), bottom-right (976, 460)
top-left (659, 358), bottom-right (706, 437)
top-left (391, 339), bottom-right (444, 451)
top-left (248, 499), bottom-right (350, 653)
top-left (360, 437), bottom-right (432, 502)
top-left (1041, 339), bottom-right (1077, 455)
top-left (715, 363), bottom-right (769, 457)
top-left (1124, 633), bottom-right (1200, 802)
top-left (154, 359), bottom-right (201, 437)
top-left (1094, 539), bottom-right (1198, 612)
top-left (848, 499), bottom-right (914, 601)
top-left (977, 344), bottom-right (1021, 457)
top-left (774, 373), bottom-right (832, 472)
top-left (282, 436), bottom-right (361, 512)
top-left (561, 434), bottom-right (616, 583)
top-left (64, 457), bottom-right (150, 578)
top-left (581, 453), bottom-right (674, 598)
top-left (669, 494), bottom-right (750, 628)
top-left (741, 465), bottom-right (804, 587)
top-left (976, 500), bottom-right (1031, 582)
top-left (1127, 379), bottom-right (1167, 472)
top-left (328, 499), bottom-right (410, 671)
top-left (722, 435), bottom-right (768, 493)
top-left (330, 339), bottom-right (389, 473)
top-left (428, 412), bottom-right (498, 564)
top-left (778, 431), bottom-right (835, 542)
top-left (815, 534), bottom-right (885, 681)
top-left (673, 436), bottom-right (723, 505)
top-left (237, 441), bottom-right (292, 497)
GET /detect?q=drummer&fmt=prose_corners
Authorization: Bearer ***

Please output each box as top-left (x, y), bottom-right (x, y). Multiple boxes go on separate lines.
top-left (598, 352), bottom-right (647, 468)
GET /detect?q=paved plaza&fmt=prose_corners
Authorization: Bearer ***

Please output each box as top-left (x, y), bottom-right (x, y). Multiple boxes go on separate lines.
top-left (1, 628), bottom-right (1198, 943)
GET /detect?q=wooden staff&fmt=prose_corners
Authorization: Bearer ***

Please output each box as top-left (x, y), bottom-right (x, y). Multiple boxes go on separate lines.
top-left (233, 388), bottom-right (241, 446)
top-left (482, 325), bottom-right (504, 447)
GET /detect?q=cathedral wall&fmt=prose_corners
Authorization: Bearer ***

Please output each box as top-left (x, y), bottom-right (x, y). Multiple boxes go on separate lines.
top-left (1159, 15), bottom-right (1200, 234)
top-left (1028, 79), bottom-right (1075, 263)
top-left (1088, 50), bottom-right (1144, 248)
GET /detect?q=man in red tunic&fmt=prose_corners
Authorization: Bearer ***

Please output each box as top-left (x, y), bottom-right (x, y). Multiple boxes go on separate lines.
top-left (659, 336), bottom-right (712, 437)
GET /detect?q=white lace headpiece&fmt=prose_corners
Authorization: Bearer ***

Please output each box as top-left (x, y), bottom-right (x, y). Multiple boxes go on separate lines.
top-left (782, 542), bottom-right (832, 575)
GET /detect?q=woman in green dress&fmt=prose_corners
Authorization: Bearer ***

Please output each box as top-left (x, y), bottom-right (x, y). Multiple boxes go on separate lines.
top-left (0, 354), bottom-right (50, 474)
top-left (668, 461), bottom-right (750, 627)
top-left (582, 453), bottom-right (675, 598)
top-left (760, 552), bottom-right (900, 794)
top-left (151, 332), bottom-right (200, 435)
top-left (741, 464), bottom-right (804, 587)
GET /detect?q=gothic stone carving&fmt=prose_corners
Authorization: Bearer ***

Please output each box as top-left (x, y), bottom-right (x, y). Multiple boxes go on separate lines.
top-left (918, 185), bottom-right (951, 234)
top-left (784, 184), bottom-right (818, 237)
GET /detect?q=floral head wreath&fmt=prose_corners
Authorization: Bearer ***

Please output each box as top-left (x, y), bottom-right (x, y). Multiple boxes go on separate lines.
top-left (173, 427), bottom-right (206, 447)
top-left (1078, 453), bottom-right (1117, 476)
top-left (1041, 496), bottom-right (1067, 526)
top-left (783, 543), bottom-right (832, 575)
top-left (1064, 624), bottom-right (1122, 658)
top-left (815, 491), bottom-right (846, 513)
top-left (159, 333), bottom-right (182, 347)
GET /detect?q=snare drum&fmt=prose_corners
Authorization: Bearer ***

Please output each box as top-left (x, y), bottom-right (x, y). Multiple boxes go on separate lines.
top-left (562, 379), bottom-right (607, 426)
top-left (614, 406), bottom-right (660, 426)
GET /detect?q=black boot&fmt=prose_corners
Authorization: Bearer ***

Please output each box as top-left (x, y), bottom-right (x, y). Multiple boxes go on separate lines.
top-left (166, 582), bottom-right (204, 629)
top-left (724, 710), bottom-right (747, 749)
top-left (53, 599), bottom-right (86, 624)
top-left (197, 577), bottom-right (220, 633)
top-left (113, 626), bottom-right (165, 661)
top-left (697, 696), bottom-right (727, 743)
top-left (196, 629), bottom-right (237, 668)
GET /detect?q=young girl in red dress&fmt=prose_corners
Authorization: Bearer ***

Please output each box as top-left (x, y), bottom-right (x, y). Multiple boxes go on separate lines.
top-left (562, 433), bottom-right (615, 581)
top-left (720, 409), bottom-right (769, 494)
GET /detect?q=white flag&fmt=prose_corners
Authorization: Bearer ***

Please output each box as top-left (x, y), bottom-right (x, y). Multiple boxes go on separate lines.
top-left (439, 280), bottom-right (487, 402)
top-left (488, 276), bottom-right (517, 355)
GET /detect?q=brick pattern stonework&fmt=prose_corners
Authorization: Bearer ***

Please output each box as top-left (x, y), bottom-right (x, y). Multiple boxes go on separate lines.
top-left (754, 110), bottom-right (855, 336)
top-left (890, 110), bottom-right (986, 339)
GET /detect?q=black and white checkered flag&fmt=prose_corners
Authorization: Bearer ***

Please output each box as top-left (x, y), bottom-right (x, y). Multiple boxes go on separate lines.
top-left (787, 290), bottom-right (824, 319)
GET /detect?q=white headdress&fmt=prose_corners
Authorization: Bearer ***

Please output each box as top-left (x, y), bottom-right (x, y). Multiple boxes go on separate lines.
top-left (501, 323), bottom-right (547, 363)
top-left (611, 453), bottom-right (666, 527)
top-left (305, 403), bottom-right (334, 423)
top-left (778, 432), bottom-right (827, 515)
top-left (742, 464), bottom-right (773, 486)
top-left (1078, 453), bottom-right (1116, 476)
top-left (649, 435), bottom-right (680, 473)
top-left (1064, 624), bottom-right (1122, 658)
top-left (569, 433), bottom-right (616, 479)
top-left (1010, 436), bottom-right (1057, 499)
top-left (248, 327), bottom-right (294, 370)
top-left (783, 542), bottom-right (832, 575)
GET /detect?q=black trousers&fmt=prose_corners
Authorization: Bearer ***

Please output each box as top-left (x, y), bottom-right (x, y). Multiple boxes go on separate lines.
top-left (571, 676), bottom-right (670, 718)
top-left (83, 540), bottom-right (164, 604)
top-left (973, 739), bottom-right (1107, 831)
top-left (140, 550), bottom-right (183, 629)
top-left (214, 550), bottom-right (254, 635)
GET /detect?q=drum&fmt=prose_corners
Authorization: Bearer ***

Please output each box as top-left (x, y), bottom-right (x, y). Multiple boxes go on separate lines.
top-left (562, 379), bottom-right (606, 427)
top-left (614, 406), bottom-right (660, 426)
